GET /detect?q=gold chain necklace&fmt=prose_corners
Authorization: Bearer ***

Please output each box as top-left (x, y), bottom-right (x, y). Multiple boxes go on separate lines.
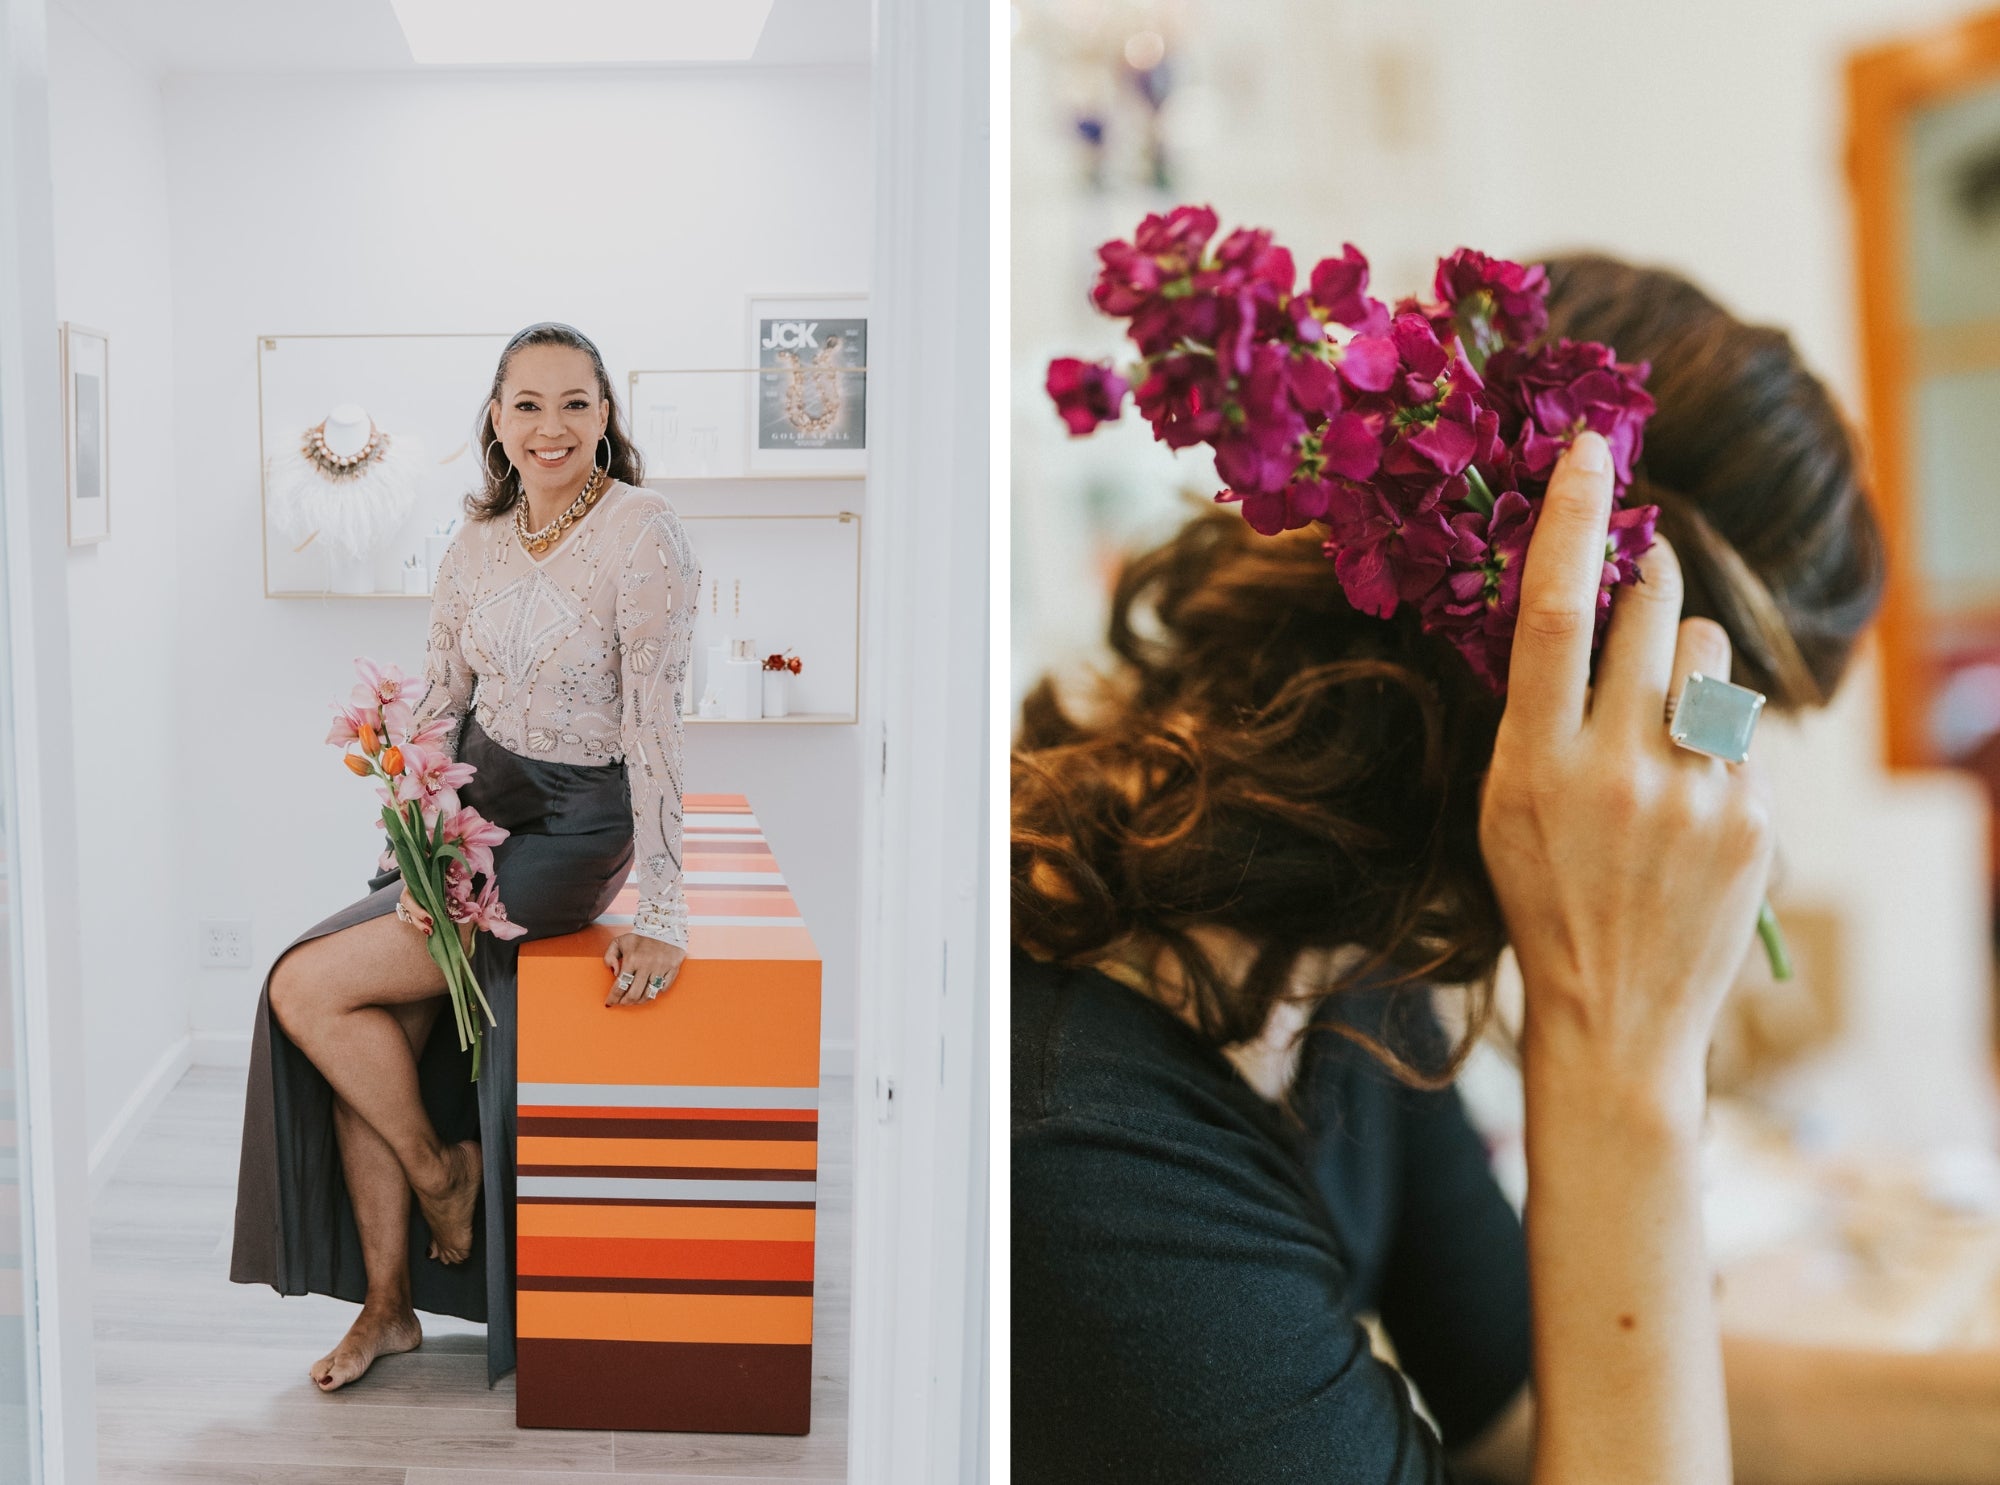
top-left (301, 419), bottom-right (390, 481)
top-left (775, 337), bottom-right (844, 437)
top-left (515, 466), bottom-right (608, 555)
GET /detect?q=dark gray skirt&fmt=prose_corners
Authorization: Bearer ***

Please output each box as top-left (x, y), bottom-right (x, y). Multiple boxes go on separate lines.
top-left (229, 717), bottom-right (635, 1386)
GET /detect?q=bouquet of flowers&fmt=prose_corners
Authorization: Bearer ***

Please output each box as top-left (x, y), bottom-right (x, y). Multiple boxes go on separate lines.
top-left (1045, 206), bottom-right (1659, 692)
top-left (329, 659), bottom-right (526, 1080)
top-left (762, 649), bottom-right (803, 674)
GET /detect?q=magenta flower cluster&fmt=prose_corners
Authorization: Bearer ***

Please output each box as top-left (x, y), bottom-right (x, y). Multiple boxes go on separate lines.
top-left (1044, 207), bottom-right (1659, 691)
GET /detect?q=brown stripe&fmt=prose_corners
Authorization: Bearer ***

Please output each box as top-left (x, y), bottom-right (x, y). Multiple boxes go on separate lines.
top-left (519, 1164), bottom-right (816, 1182)
top-left (520, 1196), bottom-right (816, 1210)
top-left (517, 1116), bottom-right (817, 1141)
top-left (517, 1338), bottom-right (810, 1434)
top-left (519, 1275), bottom-right (814, 1297)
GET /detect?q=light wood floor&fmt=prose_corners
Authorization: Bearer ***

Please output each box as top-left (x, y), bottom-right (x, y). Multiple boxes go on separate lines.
top-left (90, 1063), bottom-right (851, 1484)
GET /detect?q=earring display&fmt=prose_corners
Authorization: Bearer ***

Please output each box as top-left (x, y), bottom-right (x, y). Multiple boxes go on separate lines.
top-left (258, 331), bottom-right (511, 598)
top-left (683, 512), bottom-right (861, 724)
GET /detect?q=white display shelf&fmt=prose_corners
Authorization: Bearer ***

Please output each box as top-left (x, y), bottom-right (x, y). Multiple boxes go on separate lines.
top-left (687, 711), bottom-right (852, 726)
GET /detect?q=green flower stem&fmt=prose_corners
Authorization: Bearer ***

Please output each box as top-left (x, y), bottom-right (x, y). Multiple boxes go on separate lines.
top-left (379, 796), bottom-right (488, 1081)
top-left (359, 751), bottom-right (498, 1082)
top-left (1757, 898), bottom-right (1793, 982)
top-left (1463, 464), bottom-right (1497, 515)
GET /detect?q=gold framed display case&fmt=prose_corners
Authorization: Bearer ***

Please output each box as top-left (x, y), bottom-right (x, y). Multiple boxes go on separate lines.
top-left (680, 510), bottom-right (862, 726)
top-left (256, 331), bottom-right (507, 599)
top-left (627, 362), bottom-right (868, 482)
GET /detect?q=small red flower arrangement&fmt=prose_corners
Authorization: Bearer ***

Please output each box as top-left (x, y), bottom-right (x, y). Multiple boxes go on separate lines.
top-left (1046, 206), bottom-right (1659, 693)
top-left (762, 649), bottom-right (803, 675)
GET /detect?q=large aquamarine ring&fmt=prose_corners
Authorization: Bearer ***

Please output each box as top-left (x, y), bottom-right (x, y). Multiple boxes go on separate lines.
top-left (1666, 672), bottom-right (1766, 764)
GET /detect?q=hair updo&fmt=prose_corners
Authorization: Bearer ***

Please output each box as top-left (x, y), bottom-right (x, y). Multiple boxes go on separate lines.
top-left (1010, 254), bottom-right (1887, 1086)
top-left (467, 321), bottom-right (646, 522)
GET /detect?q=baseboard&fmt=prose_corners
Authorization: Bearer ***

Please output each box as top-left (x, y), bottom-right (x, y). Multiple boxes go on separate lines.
top-left (89, 1033), bottom-right (193, 1200)
top-left (191, 1029), bottom-right (254, 1068)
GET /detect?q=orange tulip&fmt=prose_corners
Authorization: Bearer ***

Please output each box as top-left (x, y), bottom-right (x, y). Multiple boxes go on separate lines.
top-left (343, 753), bottom-right (370, 776)
top-left (359, 723), bottom-right (381, 756)
top-left (381, 746), bottom-right (405, 776)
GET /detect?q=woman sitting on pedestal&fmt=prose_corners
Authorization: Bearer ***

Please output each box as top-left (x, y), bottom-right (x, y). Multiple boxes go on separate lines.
top-left (230, 321), bottom-right (701, 1392)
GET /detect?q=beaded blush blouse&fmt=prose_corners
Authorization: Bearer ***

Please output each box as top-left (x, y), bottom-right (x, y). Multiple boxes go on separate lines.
top-left (410, 478), bottom-right (701, 950)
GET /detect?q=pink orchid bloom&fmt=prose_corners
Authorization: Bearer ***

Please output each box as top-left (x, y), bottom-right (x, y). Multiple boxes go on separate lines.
top-left (409, 714), bottom-right (457, 749)
top-left (442, 806), bottom-right (509, 881)
top-left (443, 858), bottom-right (476, 919)
top-left (351, 657), bottom-right (424, 712)
top-left (463, 878), bottom-right (528, 941)
top-left (326, 702), bottom-right (383, 747)
top-left (401, 742), bottom-right (477, 805)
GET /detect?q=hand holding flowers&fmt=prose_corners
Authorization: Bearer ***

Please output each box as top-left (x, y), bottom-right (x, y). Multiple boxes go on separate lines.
top-left (329, 659), bottom-right (526, 1080)
top-left (1481, 438), bottom-right (1777, 1117)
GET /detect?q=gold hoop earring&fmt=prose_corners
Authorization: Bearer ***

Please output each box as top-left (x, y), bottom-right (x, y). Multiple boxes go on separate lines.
top-left (484, 439), bottom-right (514, 484)
top-left (594, 433), bottom-right (612, 475)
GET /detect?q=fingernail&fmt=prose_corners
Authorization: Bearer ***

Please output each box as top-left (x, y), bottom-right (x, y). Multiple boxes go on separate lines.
top-left (1569, 430), bottom-right (1609, 474)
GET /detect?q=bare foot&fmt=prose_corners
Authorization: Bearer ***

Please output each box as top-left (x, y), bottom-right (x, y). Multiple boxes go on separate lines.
top-left (416, 1138), bottom-right (481, 1264)
top-left (308, 1301), bottom-right (422, 1391)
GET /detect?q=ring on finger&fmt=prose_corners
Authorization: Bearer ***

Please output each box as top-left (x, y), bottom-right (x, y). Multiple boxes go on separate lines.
top-left (1666, 672), bottom-right (1766, 765)
top-left (615, 970), bottom-right (635, 991)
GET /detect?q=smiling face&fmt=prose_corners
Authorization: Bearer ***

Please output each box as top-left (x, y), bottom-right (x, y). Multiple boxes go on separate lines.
top-left (489, 343), bottom-right (611, 500)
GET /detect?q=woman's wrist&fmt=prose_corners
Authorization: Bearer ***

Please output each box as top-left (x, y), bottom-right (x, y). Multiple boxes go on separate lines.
top-left (1521, 1004), bottom-right (1710, 1143)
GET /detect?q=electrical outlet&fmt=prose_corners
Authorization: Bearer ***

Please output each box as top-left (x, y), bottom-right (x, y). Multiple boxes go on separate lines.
top-left (199, 920), bottom-right (252, 968)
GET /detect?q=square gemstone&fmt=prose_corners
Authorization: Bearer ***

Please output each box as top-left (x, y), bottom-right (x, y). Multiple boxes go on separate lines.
top-left (1669, 672), bottom-right (1765, 763)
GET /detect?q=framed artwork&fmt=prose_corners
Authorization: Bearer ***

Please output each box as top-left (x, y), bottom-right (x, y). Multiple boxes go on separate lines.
top-left (60, 322), bottom-right (109, 545)
top-left (746, 294), bottom-right (868, 476)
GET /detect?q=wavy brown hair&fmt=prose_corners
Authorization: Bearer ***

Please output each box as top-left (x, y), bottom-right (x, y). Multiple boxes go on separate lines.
top-left (467, 322), bottom-right (646, 522)
top-left (1011, 254), bottom-right (1888, 1088)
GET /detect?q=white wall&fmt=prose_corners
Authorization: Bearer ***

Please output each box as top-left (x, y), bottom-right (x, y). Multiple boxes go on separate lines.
top-left (1013, 0), bottom-right (2000, 1148)
top-left (158, 65), bottom-right (872, 1061)
top-left (46, 2), bottom-right (188, 1165)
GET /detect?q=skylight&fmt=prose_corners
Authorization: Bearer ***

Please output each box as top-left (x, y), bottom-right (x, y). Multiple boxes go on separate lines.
top-left (389, 0), bottom-right (777, 65)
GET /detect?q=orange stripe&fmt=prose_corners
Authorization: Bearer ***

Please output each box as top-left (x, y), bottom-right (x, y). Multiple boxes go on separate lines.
top-left (684, 794), bottom-right (752, 811)
top-left (518, 1106), bottom-right (816, 1124)
top-left (517, 1136), bottom-right (817, 1171)
top-left (518, 1204), bottom-right (815, 1242)
top-left (684, 891), bottom-right (801, 917)
top-left (517, 958), bottom-right (821, 1084)
top-left (516, 1290), bottom-right (812, 1344)
top-left (521, 920), bottom-right (821, 966)
top-left (519, 1236), bottom-right (815, 1282)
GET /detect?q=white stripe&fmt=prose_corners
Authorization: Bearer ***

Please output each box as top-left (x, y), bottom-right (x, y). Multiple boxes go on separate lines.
top-left (519, 1176), bottom-right (816, 1203)
top-left (685, 871), bottom-right (787, 886)
top-left (597, 913), bottom-right (806, 929)
top-left (686, 812), bottom-right (760, 830)
top-left (518, 1083), bottom-right (820, 1109)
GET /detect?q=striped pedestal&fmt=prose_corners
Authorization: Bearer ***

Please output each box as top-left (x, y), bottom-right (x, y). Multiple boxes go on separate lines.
top-left (515, 794), bottom-right (822, 1434)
